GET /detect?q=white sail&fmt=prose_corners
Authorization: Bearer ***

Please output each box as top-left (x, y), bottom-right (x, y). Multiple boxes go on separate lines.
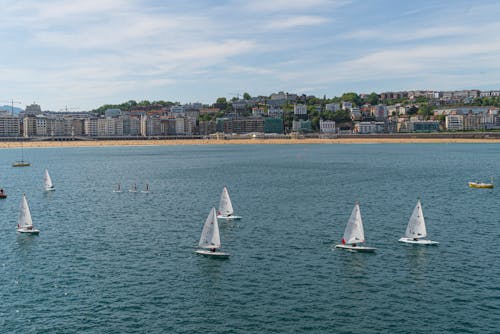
top-left (44, 169), bottom-right (54, 190)
top-left (198, 208), bottom-right (221, 249)
top-left (405, 200), bottom-right (427, 239)
top-left (18, 194), bottom-right (33, 228)
top-left (342, 203), bottom-right (365, 245)
top-left (218, 186), bottom-right (234, 216)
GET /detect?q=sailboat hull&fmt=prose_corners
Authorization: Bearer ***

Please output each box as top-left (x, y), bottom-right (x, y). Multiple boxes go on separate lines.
top-left (335, 244), bottom-right (376, 252)
top-left (217, 215), bottom-right (242, 220)
top-left (17, 228), bottom-right (40, 235)
top-left (195, 249), bottom-right (230, 258)
top-left (398, 237), bottom-right (439, 245)
top-left (45, 187), bottom-right (55, 192)
top-left (12, 162), bottom-right (31, 167)
top-left (468, 182), bottom-right (493, 189)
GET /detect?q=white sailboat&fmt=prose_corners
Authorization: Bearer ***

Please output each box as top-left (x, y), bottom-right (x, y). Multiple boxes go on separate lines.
top-left (195, 207), bottom-right (229, 258)
top-left (335, 202), bottom-right (376, 252)
top-left (113, 183), bottom-right (122, 193)
top-left (129, 183), bottom-right (137, 193)
top-left (217, 186), bottom-right (241, 220)
top-left (17, 194), bottom-right (39, 234)
top-left (141, 184), bottom-right (150, 193)
top-left (399, 200), bottom-right (439, 245)
top-left (44, 169), bottom-right (55, 191)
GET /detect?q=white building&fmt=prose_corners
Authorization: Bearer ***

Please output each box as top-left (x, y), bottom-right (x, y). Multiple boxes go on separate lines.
top-left (319, 120), bottom-right (336, 133)
top-left (84, 118), bottom-right (98, 136)
top-left (341, 102), bottom-right (353, 110)
top-left (354, 121), bottom-right (385, 134)
top-left (325, 103), bottom-right (340, 112)
top-left (268, 107), bottom-right (283, 118)
top-left (23, 116), bottom-right (37, 137)
top-left (294, 104), bottom-right (307, 115)
top-left (140, 115), bottom-right (162, 136)
top-left (445, 115), bottom-right (464, 131)
top-left (35, 115), bottom-right (48, 136)
top-left (175, 117), bottom-right (185, 134)
top-left (170, 105), bottom-right (185, 116)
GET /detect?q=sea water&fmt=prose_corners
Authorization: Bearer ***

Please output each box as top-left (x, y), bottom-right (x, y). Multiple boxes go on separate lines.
top-left (0, 144), bottom-right (498, 333)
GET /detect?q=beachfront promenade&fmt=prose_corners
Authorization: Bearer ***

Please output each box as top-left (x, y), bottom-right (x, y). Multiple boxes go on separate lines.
top-left (1, 132), bottom-right (500, 148)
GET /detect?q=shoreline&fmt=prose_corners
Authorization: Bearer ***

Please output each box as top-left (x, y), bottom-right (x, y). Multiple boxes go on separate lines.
top-left (1, 137), bottom-right (500, 148)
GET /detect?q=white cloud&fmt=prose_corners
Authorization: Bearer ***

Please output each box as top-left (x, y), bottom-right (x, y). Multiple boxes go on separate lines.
top-left (264, 15), bottom-right (329, 30)
top-left (243, 0), bottom-right (347, 12)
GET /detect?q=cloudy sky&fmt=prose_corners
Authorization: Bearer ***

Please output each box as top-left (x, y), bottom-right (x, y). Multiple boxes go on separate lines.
top-left (1, 0), bottom-right (500, 110)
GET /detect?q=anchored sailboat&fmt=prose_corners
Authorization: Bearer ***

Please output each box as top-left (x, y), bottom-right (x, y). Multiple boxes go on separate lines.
top-left (12, 141), bottom-right (31, 167)
top-left (399, 200), bottom-right (438, 245)
top-left (44, 169), bottom-right (55, 191)
top-left (469, 176), bottom-right (494, 189)
top-left (217, 186), bottom-right (241, 220)
top-left (195, 207), bottom-right (229, 258)
top-left (17, 194), bottom-right (39, 234)
top-left (335, 202), bottom-right (376, 252)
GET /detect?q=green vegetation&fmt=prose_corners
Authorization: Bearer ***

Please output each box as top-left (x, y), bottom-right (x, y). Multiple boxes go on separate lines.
top-left (93, 100), bottom-right (175, 115)
top-left (91, 92), bottom-right (500, 127)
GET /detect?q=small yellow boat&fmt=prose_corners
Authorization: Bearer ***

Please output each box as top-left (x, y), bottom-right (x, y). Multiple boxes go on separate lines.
top-left (468, 181), bottom-right (494, 189)
top-left (12, 160), bottom-right (31, 167)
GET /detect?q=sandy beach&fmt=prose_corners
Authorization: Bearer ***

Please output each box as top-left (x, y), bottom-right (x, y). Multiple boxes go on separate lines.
top-left (1, 137), bottom-right (500, 148)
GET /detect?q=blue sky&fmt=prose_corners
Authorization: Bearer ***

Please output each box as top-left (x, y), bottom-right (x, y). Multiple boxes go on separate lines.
top-left (1, 0), bottom-right (500, 110)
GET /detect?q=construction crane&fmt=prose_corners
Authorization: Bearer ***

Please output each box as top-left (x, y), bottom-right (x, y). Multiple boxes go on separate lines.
top-left (1, 99), bottom-right (21, 115)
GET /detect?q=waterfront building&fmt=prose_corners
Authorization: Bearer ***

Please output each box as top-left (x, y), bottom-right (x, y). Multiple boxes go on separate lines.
top-left (445, 115), bottom-right (464, 131)
top-left (410, 120), bottom-right (440, 132)
top-left (35, 115), bottom-right (48, 136)
top-left (264, 118), bottom-right (284, 134)
top-left (216, 118), bottom-right (232, 133)
top-left (319, 120), bottom-right (336, 133)
top-left (68, 118), bottom-right (85, 136)
top-left (47, 118), bottom-right (67, 137)
top-left (175, 117), bottom-right (185, 134)
top-left (0, 115), bottom-right (20, 136)
top-left (292, 119), bottom-right (312, 132)
top-left (231, 118), bottom-right (264, 134)
top-left (199, 120), bottom-right (217, 135)
top-left (140, 115), bottom-right (161, 136)
top-left (463, 113), bottom-right (484, 131)
top-left (354, 121), bottom-right (385, 134)
top-left (84, 118), bottom-right (98, 136)
top-left (23, 116), bottom-right (37, 137)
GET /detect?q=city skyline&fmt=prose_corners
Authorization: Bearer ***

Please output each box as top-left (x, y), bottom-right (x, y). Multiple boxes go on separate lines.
top-left (2, 0), bottom-right (500, 110)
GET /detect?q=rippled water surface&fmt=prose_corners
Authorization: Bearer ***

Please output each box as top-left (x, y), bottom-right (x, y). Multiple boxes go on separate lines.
top-left (0, 144), bottom-right (498, 333)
